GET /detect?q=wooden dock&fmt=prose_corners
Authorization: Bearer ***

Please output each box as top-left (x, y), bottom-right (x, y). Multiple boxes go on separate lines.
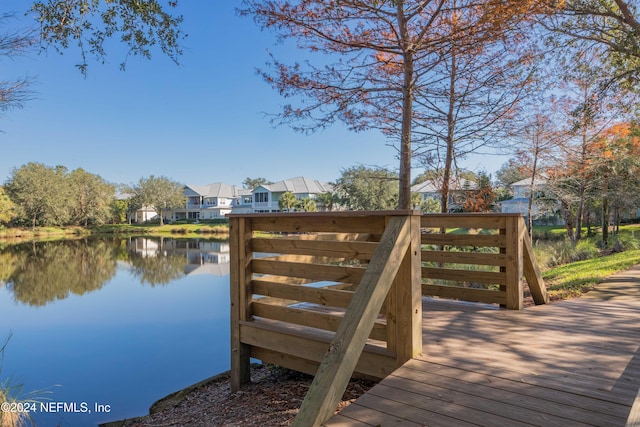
top-left (325, 268), bottom-right (640, 426)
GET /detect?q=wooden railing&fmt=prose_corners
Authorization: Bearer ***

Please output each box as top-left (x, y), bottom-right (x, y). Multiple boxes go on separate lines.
top-left (421, 213), bottom-right (548, 309)
top-left (229, 211), bottom-right (547, 426)
top-left (229, 211), bottom-right (423, 396)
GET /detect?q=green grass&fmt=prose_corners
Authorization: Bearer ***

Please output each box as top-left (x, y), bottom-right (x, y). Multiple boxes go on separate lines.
top-left (543, 249), bottom-right (640, 299)
top-left (532, 224), bottom-right (640, 299)
top-left (0, 223), bottom-right (230, 240)
top-left (91, 223), bottom-right (229, 236)
top-left (0, 226), bottom-right (90, 240)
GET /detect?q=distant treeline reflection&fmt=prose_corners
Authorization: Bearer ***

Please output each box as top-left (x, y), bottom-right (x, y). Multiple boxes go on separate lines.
top-left (0, 237), bottom-right (229, 306)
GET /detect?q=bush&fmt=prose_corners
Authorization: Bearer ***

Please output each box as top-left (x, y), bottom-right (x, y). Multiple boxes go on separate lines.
top-left (534, 238), bottom-right (600, 269)
top-left (610, 234), bottom-right (640, 251)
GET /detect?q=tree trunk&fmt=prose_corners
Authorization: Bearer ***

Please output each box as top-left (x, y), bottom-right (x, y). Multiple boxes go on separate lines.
top-left (562, 200), bottom-right (575, 241)
top-left (397, 1), bottom-right (413, 210)
top-left (441, 41), bottom-right (457, 214)
top-left (575, 123), bottom-right (589, 242)
top-left (527, 142), bottom-right (540, 238)
top-left (602, 187), bottom-right (609, 248)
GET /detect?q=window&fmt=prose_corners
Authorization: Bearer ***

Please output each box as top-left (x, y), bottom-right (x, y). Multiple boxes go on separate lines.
top-left (254, 192), bottom-right (269, 203)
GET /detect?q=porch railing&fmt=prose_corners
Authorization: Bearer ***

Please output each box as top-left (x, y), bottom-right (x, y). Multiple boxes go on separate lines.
top-left (421, 213), bottom-right (548, 309)
top-left (229, 211), bottom-right (547, 426)
top-left (229, 211), bottom-right (423, 393)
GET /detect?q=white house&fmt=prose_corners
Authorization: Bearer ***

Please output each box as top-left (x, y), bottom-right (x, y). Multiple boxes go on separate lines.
top-left (132, 177), bottom-right (333, 221)
top-left (170, 183), bottom-right (243, 221)
top-left (411, 178), bottom-right (476, 212)
top-left (500, 177), bottom-right (561, 224)
top-left (230, 188), bottom-right (254, 214)
top-left (249, 177), bottom-right (333, 213)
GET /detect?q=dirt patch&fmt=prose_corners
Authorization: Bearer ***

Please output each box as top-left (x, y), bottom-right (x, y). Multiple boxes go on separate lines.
top-left (100, 365), bottom-right (375, 427)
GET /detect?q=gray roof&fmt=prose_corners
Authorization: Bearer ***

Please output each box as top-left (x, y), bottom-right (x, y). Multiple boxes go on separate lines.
top-left (511, 177), bottom-right (548, 187)
top-left (258, 177), bottom-right (333, 194)
top-left (411, 178), bottom-right (476, 194)
top-left (185, 183), bottom-right (241, 198)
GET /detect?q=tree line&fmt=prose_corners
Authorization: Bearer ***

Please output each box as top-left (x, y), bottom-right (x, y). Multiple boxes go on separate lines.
top-left (495, 120), bottom-right (640, 245)
top-left (0, 161), bottom-right (500, 229)
top-left (0, 162), bottom-right (188, 228)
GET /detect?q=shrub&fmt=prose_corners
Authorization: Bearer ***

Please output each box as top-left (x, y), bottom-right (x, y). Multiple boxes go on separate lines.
top-left (534, 238), bottom-right (600, 269)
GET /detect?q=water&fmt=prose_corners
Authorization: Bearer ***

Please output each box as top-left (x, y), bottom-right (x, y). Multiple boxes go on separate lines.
top-left (0, 237), bottom-right (231, 426)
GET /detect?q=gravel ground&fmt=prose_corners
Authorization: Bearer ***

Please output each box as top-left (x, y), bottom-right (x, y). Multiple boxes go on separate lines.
top-left (100, 365), bottom-right (374, 427)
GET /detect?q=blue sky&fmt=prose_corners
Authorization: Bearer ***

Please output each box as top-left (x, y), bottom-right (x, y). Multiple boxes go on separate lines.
top-left (1, 2), bottom-right (507, 188)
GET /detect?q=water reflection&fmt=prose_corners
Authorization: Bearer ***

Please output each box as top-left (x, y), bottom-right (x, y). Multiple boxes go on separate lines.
top-left (0, 237), bottom-right (230, 306)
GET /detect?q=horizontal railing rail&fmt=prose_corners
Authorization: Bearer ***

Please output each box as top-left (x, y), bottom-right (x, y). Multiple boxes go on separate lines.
top-left (420, 213), bottom-right (547, 309)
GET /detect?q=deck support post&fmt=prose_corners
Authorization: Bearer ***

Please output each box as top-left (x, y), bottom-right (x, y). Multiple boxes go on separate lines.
top-left (505, 215), bottom-right (524, 310)
top-left (230, 216), bottom-right (252, 392)
top-left (385, 213), bottom-right (422, 363)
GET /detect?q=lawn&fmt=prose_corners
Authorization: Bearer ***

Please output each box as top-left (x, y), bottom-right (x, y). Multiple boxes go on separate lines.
top-left (0, 222), bottom-right (230, 239)
top-left (535, 224), bottom-right (640, 299)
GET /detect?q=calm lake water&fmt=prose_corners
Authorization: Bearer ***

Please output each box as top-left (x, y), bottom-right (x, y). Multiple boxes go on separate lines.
top-left (0, 236), bottom-right (231, 427)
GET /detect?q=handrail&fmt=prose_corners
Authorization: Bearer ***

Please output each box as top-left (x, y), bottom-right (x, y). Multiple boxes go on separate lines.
top-left (229, 211), bottom-right (423, 395)
top-left (228, 211), bottom-right (546, 426)
top-left (293, 216), bottom-right (413, 427)
top-left (420, 214), bottom-right (547, 308)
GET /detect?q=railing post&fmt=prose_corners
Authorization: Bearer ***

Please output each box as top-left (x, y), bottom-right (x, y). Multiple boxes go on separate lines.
top-left (230, 216), bottom-right (252, 392)
top-left (385, 213), bottom-right (422, 364)
top-left (521, 217), bottom-right (549, 305)
top-left (505, 215), bottom-right (524, 310)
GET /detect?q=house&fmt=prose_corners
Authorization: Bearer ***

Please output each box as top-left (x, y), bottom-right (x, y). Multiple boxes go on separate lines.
top-left (249, 176), bottom-right (333, 213)
top-left (131, 177), bottom-right (334, 221)
top-left (129, 205), bottom-right (157, 224)
top-left (500, 177), bottom-right (561, 224)
top-left (411, 178), bottom-right (476, 212)
top-left (230, 188), bottom-right (254, 214)
top-left (169, 183), bottom-right (243, 221)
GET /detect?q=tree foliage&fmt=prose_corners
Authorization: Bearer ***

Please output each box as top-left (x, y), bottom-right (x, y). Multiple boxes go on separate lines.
top-left (240, 0), bottom-right (445, 209)
top-left (30, 0), bottom-right (185, 74)
top-left (334, 165), bottom-right (398, 211)
top-left (413, 0), bottom-right (543, 212)
top-left (4, 163), bottom-right (116, 228)
top-left (316, 191), bottom-right (338, 211)
top-left (495, 159), bottom-right (529, 190)
top-left (0, 187), bottom-right (17, 226)
top-left (69, 168), bottom-right (116, 226)
top-left (127, 175), bottom-right (185, 225)
top-left (5, 163), bottom-right (71, 228)
top-left (243, 177), bottom-right (273, 190)
top-left (241, 0), bottom-right (554, 209)
top-left (586, 122), bottom-right (640, 244)
top-left (544, 0), bottom-right (640, 88)
top-left (298, 197), bottom-right (318, 212)
top-left (0, 13), bottom-right (36, 117)
top-left (278, 191), bottom-right (298, 212)
top-left (460, 171), bottom-right (495, 212)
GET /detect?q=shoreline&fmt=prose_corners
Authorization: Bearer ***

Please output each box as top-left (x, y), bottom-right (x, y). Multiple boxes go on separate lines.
top-left (0, 223), bottom-right (230, 242)
top-left (97, 364), bottom-right (375, 427)
top-left (98, 368), bottom-right (239, 427)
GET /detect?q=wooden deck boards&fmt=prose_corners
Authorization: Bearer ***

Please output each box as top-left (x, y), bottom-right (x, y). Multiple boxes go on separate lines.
top-left (324, 283), bottom-right (640, 426)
